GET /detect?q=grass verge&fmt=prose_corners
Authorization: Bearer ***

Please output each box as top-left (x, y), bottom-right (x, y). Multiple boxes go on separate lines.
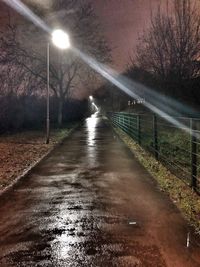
top-left (113, 126), bottom-right (200, 234)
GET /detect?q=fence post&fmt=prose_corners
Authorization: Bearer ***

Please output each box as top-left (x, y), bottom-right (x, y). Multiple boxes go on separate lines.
top-left (153, 115), bottom-right (158, 160)
top-left (121, 114), bottom-right (123, 128)
top-left (137, 115), bottom-right (141, 145)
top-left (127, 113), bottom-right (130, 136)
top-left (190, 118), bottom-right (197, 189)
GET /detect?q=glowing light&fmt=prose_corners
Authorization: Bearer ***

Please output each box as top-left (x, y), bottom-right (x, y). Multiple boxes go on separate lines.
top-left (52, 30), bottom-right (70, 50)
top-left (2, 0), bottom-right (51, 33)
top-left (73, 48), bottom-right (196, 137)
top-left (1, 0), bottom-right (197, 139)
top-left (92, 102), bottom-right (98, 111)
top-left (86, 117), bottom-right (97, 143)
top-left (86, 116), bottom-right (98, 166)
top-left (89, 96), bottom-right (93, 101)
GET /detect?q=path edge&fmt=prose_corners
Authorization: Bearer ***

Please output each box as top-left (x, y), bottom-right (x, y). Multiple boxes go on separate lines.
top-left (0, 124), bottom-right (79, 198)
top-left (106, 118), bottom-right (200, 235)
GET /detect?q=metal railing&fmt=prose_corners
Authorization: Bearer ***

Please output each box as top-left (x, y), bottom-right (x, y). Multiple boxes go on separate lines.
top-left (108, 112), bottom-right (200, 194)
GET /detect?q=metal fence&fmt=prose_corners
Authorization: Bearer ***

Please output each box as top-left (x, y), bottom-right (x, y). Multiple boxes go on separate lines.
top-left (107, 112), bottom-right (200, 194)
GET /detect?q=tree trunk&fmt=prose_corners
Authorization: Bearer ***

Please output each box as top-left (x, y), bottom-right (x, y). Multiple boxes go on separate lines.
top-left (58, 97), bottom-right (63, 128)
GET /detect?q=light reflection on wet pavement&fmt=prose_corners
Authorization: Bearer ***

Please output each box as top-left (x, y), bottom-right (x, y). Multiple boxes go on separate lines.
top-left (0, 114), bottom-right (200, 266)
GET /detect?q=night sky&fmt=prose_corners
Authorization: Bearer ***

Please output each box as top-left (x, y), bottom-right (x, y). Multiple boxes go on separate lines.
top-left (26, 0), bottom-right (163, 71)
top-left (1, 0), bottom-right (199, 74)
top-left (92, 0), bottom-right (161, 71)
top-left (0, 0), bottom-right (165, 72)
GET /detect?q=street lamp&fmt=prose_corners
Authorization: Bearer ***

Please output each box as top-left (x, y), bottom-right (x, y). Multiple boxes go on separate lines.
top-left (46, 29), bottom-right (70, 144)
top-left (52, 29), bottom-right (70, 50)
top-left (89, 95), bottom-right (93, 101)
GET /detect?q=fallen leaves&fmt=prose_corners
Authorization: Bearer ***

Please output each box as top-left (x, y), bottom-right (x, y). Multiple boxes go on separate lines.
top-left (0, 127), bottom-right (74, 190)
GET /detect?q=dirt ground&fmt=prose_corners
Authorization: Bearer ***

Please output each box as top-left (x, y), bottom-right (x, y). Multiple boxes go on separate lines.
top-left (0, 128), bottom-right (72, 190)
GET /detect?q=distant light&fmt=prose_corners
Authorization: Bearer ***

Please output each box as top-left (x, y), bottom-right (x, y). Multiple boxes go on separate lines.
top-left (92, 102), bottom-right (98, 111)
top-left (129, 221), bottom-right (137, 225)
top-left (52, 29), bottom-right (70, 49)
top-left (89, 96), bottom-right (93, 101)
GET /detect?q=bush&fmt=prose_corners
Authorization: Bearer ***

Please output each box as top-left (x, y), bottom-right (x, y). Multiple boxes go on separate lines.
top-left (0, 95), bottom-right (88, 133)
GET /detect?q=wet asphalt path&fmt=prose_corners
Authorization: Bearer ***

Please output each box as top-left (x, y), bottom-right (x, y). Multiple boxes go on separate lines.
top-left (0, 115), bottom-right (200, 267)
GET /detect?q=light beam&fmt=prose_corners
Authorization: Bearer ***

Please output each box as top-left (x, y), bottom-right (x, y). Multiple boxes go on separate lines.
top-left (2, 0), bottom-right (198, 138)
top-left (73, 47), bottom-right (198, 137)
top-left (2, 0), bottom-right (51, 33)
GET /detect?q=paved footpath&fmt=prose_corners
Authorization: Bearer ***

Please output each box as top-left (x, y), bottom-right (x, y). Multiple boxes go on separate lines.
top-left (0, 115), bottom-right (200, 267)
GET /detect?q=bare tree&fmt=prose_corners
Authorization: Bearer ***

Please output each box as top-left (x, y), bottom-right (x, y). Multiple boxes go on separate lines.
top-left (0, 14), bottom-right (44, 97)
top-left (1, 1), bottom-right (111, 126)
top-left (134, 0), bottom-right (200, 85)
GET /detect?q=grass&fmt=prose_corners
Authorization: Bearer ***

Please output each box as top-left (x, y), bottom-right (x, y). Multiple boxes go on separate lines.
top-left (118, 115), bottom-right (200, 190)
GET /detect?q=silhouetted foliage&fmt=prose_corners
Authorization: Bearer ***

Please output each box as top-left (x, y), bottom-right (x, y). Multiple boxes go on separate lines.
top-left (0, 94), bottom-right (88, 133)
top-left (128, 0), bottom-right (200, 104)
top-left (0, 1), bottom-right (111, 127)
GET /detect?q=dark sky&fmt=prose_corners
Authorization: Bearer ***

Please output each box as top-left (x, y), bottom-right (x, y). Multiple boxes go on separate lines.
top-left (92, 0), bottom-right (161, 71)
top-left (1, 0), bottom-right (199, 74)
top-left (28, 0), bottom-right (162, 72)
top-left (1, 0), bottom-right (199, 73)
top-left (0, 0), bottom-right (165, 72)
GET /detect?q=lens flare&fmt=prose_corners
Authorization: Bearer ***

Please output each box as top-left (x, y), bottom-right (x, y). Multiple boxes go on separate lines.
top-left (92, 102), bottom-right (98, 111)
top-left (73, 48), bottom-right (197, 137)
top-left (2, 0), bottom-right (51, 33)
top-left (2, 0), bottom-right (198, 139)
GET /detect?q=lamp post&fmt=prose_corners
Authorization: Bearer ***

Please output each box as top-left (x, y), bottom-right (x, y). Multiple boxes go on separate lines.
top-left (46, 42), bottom-right (50, 144)
top-left (46, 29), bottom-right (70, 144)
